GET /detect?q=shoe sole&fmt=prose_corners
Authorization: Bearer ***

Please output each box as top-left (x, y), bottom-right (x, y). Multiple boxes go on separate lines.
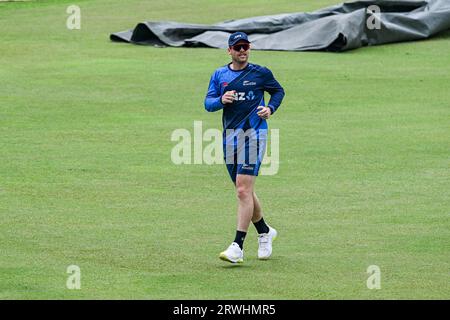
top-left (258, 231), bottom-right (277, 260)
top-left (219, 252), bottom-right (243, 264)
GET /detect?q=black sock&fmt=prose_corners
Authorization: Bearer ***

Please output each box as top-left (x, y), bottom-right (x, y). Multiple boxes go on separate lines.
top-left (253, 217), bottom-right (270, 234)
top-left (234, 230), bottom-right (247, 249)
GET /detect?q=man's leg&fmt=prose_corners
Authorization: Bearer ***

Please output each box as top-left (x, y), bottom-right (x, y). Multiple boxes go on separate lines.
top-left (219, 174), bottom-right (254, 263)
top-left (251, 192), bottom-right (262, 223)
top-left (235, 174), bottom-right (255, 233)
top-left (252, 192), bottom-right (270, 234)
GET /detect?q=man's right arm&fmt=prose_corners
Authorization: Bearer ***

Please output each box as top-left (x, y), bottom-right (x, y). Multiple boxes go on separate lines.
top-left (204, 71), bottom-right (225, 112)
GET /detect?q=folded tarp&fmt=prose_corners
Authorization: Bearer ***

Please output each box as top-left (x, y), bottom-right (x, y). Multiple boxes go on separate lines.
top-left (110, 0), bottom-right (450, 51)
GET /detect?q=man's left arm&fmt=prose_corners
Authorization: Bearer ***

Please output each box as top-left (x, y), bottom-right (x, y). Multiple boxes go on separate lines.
top-left (263, 68), bottom-right (285, 115)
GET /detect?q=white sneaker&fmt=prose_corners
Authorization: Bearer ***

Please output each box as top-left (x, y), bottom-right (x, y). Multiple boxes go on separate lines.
top-left (219, 242), bottom-right (244, 263)
top-left (258, 226), bottom-right (277, 260)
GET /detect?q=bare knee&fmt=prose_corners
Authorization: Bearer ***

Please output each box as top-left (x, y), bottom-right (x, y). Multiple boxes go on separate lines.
top-left (236, 185), bottom-right (252, 201)
top-left (236, 177), bottom-right (254, 201)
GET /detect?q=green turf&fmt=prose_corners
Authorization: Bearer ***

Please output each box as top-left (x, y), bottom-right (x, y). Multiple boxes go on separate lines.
top-left (0, 0), bottom-right (449, 299)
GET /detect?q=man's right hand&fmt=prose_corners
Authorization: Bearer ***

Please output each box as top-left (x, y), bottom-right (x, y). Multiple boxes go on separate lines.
top-left (221, 90), bottom-right (236, 105)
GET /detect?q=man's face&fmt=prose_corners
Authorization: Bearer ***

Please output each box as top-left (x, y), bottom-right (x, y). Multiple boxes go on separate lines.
top-left (228, 41), bottom-right (250, 63)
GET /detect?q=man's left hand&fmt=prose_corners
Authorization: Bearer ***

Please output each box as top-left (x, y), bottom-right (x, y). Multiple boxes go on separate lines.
top-left (257, 106), bottom-right (271, 119)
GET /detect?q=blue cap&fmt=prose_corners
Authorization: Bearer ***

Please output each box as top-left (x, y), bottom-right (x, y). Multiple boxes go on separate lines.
top-left (228, 32), bottom-right (250, 47)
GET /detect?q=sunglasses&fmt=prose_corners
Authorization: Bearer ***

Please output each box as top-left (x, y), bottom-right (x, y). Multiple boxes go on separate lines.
top-left (231, 43), bottom-right (250, 51)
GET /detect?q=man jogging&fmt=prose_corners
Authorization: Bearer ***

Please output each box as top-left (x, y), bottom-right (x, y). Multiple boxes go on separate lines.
top-left (204, 32), bottom-right (285, 263)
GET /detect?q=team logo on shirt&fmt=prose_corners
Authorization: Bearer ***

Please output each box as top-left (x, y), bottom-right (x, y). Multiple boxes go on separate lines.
top-left (233, 91), bottom-right (255, 101)
top-left (246, 91), bottom-right (255, 100)
top-left (221, 82), bottom-right (228, 87)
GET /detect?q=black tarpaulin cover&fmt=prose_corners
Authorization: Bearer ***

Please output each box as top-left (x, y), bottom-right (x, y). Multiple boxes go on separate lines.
top-left (110, 0), bottom-right (450, 51)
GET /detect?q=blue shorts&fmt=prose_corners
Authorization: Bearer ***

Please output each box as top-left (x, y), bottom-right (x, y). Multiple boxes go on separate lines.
top-left (224, 135), bottom-right (266, 183)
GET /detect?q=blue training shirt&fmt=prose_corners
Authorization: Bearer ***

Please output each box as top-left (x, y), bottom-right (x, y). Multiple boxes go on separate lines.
top-left (204, 63), bottom-right (285, 134)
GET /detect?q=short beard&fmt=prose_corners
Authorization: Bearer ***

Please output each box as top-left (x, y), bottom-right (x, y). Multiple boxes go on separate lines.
top-left (233, 55), bottom-right (248, 65)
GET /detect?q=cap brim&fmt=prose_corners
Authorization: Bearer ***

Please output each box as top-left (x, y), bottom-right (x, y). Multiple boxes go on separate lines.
top-left (229, 39), bottom-right (251, 46)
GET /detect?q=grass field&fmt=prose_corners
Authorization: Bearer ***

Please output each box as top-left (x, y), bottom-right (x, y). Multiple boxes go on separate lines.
top-left (0, 0), bottom-right (449, 299)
